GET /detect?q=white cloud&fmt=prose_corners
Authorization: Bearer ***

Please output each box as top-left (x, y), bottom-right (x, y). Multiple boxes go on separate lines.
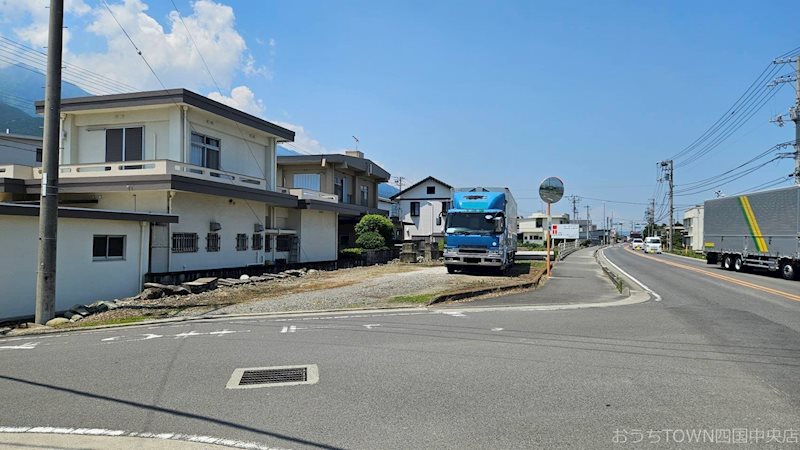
top-left (3, 0), bottom-right (260, 94)
top-left (207, 85), bottom-right (264, 116)
top-left (273, 121), bottom-right (327, 155)
top-left (1, 0), bottom-right (90, 49)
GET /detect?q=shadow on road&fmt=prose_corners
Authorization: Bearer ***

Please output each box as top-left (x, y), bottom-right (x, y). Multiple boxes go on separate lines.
top-left (0, 374), bottom-right (343, 450)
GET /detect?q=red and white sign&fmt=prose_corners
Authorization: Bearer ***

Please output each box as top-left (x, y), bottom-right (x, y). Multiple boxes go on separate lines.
top-left (550, 223), bottom-right (580, 239)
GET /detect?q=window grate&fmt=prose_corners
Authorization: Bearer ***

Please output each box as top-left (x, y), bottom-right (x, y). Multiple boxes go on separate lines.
top-left (172, 233), bottom-right (199, 253)
top-left (236, 233), bottom-right (248, 251)
top-left (252, 233), bottom-right (263, 250)
top-left (206, 233), bottom-right (220, 252)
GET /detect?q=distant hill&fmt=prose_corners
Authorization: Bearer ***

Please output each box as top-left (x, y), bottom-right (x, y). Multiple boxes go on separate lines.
top-left (0, 64), bottom-right (90, 136)
top-left (0, 102), bottom-right (43, 136)
top-left (379, 183), bottom-right (399, 198)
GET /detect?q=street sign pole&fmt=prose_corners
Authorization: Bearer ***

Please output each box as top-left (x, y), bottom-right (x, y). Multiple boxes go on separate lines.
top-left (538, 176), bottom-right (564, 278)
top-left (546, 202), bottom-right (551, 277)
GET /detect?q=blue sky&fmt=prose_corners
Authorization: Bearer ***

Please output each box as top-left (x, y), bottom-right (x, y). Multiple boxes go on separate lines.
top-left (2, 0), bottom-right (798, 226)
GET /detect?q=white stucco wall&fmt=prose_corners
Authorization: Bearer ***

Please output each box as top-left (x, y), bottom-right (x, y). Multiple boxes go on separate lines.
top-left (0, 135), bottom-right (41, 166)
top-left (683, 206), bottom-right (704, 251)
top-left (0, 215), bottom-right (147, 320)
top-left (299, 209), bottom-right (337, 262)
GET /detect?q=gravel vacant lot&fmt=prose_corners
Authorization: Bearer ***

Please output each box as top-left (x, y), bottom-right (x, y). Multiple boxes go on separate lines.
top-left (13, 262), bottom-right (542, 332)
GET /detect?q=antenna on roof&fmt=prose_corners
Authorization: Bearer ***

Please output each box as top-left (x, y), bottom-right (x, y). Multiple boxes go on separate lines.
top-left (352, 135), bottom-right (359, 150)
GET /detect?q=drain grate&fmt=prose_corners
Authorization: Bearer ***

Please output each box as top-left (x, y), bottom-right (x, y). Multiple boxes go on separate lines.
top-left (226, 365), bottom-right (318, 389)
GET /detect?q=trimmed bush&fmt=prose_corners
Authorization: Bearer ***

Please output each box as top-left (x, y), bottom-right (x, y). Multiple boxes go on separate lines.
top-left (339, 247), bottom-right (363, 258)
top-left (355, 231), bottom-right (386, 250)
top-left (355, 214), bottom-right (394, 244)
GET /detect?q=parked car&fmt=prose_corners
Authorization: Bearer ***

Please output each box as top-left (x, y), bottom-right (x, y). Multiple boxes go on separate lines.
top-left (644, 237), bottom-right (662, 254)
top-left (631, 238), bottom-right (644, 250)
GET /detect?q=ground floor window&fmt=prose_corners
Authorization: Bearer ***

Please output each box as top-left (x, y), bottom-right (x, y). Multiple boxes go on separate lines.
top-left (236, 233), bottom-right (248, 251)
top-left (206, 233), bottom-right (220, 252)
top-left (252, 233), bottom-right (263, 250)
top-left (276, 235), bottom-right (292, 252)
top-left (93, 235), bottom-right (125, 260)
top-left (172, 233), bottom-right (199, 253)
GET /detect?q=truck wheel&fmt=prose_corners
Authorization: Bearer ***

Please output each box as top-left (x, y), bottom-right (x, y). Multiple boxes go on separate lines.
top-left (780, 261), bottom-right (797, 281)
top-left (446, 265), bottom-right (456, 274)
top-left (733, 256), bottom-right (744, 272)
top-left (722, 254), bottom-right (734, 271)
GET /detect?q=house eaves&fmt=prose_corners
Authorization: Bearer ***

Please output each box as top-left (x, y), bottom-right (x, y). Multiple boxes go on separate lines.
top-left (0, 202), bottom-right (179, 223)
top-left (35, 89), bottom-right (295, 142)
top-left (277, 154), bottom-right (390, 182)
top-left (390, 175), bottom-right (453, 200)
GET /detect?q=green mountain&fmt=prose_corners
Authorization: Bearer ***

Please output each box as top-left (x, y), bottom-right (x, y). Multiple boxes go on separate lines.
top-left (0, 102), bottom-right (42, 136)
top-left (0, 64), bottom-right (90, 136)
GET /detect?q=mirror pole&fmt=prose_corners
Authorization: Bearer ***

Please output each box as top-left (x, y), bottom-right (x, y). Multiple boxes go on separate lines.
top-left (546, 202), bottom-right (551, 277)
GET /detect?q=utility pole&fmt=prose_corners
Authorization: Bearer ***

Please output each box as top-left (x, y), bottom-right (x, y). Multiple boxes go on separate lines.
top-left (770, 56), bottom-right (800, 184)
top-left (660, 160), bottom-right (674, 251)
top-left (567, 195), bottom-right (580, 222)
top-left (393, 176), bottom-right (405, 192)
top-left (585, 205), bottom-right (590, 241)
top-left (602, 202), bottom-right (606, 244)
top-left (35, 0), bottom-right (64, 325)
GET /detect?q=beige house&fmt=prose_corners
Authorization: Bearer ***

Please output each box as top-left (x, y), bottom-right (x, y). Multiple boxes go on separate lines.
top-left (277, 150), bottom-right (390, 249)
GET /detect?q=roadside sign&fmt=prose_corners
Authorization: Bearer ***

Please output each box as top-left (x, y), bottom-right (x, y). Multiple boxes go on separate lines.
top-left (551, 223), bottom-right (579, 239)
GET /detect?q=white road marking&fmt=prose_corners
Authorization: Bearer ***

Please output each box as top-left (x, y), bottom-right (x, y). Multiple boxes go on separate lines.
top-left (0, 341), bottom-right (38, 350)
top-left (441, 311), bottom-right (466, 317)
top-left (126, 333), bottom-right (162, 341)
top-left (280, 325), bottom-right (298, 333)
top-left (0, 426), bottom-right (283, 450)
top-left (363, 324), bottom-right (380, 329)
top-left (208, 329), bottom-right (240, 336)
top-left (600, 247), bottom-right (662, 302)
top-left (100, 336), bottom-right (122, 342)
top-left (173, 331), bottom-right (203, 339)
top-left (491, 328), bottom-right (504, 331)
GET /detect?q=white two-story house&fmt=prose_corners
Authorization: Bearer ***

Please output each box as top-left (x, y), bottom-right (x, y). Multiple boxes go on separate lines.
top-left (391, 176), bottom-right (453, 243)
top-left (0, 89), bottom-right (345, 319)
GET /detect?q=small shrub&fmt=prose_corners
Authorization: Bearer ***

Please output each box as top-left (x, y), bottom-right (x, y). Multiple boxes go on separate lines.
top-left (339, 247), bottom-right (362, 259)
top-left (355, 214), bottom-right (394, 244)
top-left (355, 231), bottom-right (386, 249)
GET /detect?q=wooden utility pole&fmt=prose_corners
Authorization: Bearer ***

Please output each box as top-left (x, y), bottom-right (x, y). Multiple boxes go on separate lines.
top-left (35, 0), bottom-right (64, 324)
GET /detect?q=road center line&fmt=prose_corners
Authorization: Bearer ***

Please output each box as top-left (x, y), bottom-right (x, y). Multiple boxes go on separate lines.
top-left (624, 247), bottom-right (800, 303)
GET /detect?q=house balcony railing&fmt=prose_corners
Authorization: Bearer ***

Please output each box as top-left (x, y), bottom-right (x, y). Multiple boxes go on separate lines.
top-left (288, 188), bottom-right (338, 204)
top-left (3, 160), bottom-right (269, 190)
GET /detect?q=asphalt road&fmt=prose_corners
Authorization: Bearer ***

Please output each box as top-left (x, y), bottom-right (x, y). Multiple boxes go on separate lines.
top-left (1, 246), bottom-right (799, 449)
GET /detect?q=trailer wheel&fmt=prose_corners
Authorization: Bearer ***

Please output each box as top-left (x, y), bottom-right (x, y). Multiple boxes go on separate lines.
top-left (722, 254), bottom-right (734, 271)
top-left (733, 256), bottom-right (744, 272)
top-left (780, 261), bottom-right (798, 281)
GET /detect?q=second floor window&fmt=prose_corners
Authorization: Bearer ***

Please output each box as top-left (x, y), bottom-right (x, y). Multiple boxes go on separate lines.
top-left (36, 148), bottom-right (42, 163)
top-left (293, 173), bottom-right (321, 191)
top-left (360, 186), bottom-right (369, 207)
top-left (410, 201), bottom-right (420, 217)
top-left (106, 127), bottom-right (143, 162)
top-left (335, 175), bottom-right (350, 203)
top-left (191, 132), bottom-right (220, 170)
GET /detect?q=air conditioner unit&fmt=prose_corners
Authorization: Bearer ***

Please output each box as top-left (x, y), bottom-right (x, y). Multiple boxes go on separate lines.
top-left (254, 223), bottom-right (264, 233)
top-left (209, 222), bottom-right (221, 232)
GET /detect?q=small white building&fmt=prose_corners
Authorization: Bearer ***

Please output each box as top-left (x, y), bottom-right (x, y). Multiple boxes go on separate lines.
top-left (518, 212), bottom-right (570, 244)
top-left (683, 205), bottom-right (704, 251)
top-left (0, 203), bottom-right (177, 320)
top-left (0, 133), bottom-right (42, 167)
top-left (391, 176), bottom-right (453, 242)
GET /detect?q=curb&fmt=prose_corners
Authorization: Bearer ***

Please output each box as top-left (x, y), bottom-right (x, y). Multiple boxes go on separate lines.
top-left (427, 271), bottom-right (545, 306)
top-left (595, 246), bottom-right (631, 296)
top-left (0, 304), bottom-right (424, 339)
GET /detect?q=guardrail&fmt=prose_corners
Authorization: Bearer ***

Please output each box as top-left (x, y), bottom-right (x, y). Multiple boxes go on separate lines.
top-left (556, 240), bottom-right (581, 261)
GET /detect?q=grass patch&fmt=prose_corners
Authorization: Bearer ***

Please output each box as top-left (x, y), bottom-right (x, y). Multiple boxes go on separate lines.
top-left (77, 315), bottom-right (150, 327)
top-left (666, 249), bottom-right (705, 260)
top-left (389, 293), bottom-right (435, 304)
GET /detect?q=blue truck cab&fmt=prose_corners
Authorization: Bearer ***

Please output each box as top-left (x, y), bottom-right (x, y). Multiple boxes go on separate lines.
top-left (443, 188), bottom-right (518, 274)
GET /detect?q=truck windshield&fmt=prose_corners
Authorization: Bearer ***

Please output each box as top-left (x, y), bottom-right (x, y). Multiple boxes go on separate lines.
top-left (446, 213), bottom-right (501, 234)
